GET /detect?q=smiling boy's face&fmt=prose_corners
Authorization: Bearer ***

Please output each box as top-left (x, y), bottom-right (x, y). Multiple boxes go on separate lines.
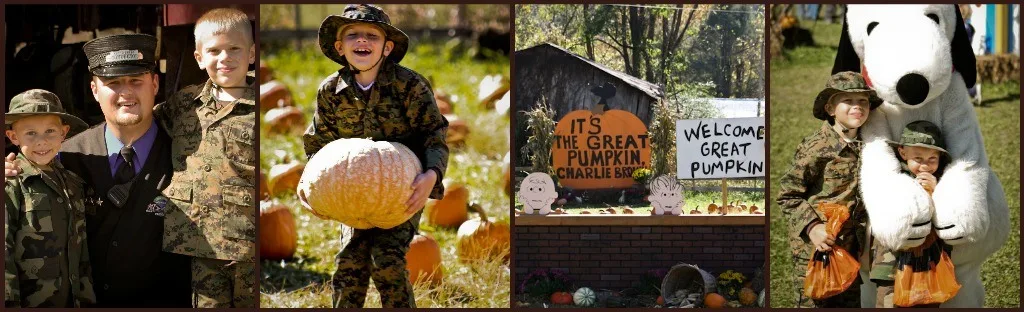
top-left (335, 23), bottom-right (394, 71)
top-left (195, 30), bottom-right (254, 88)
top-left (6, 115), bottom-right (69, 165)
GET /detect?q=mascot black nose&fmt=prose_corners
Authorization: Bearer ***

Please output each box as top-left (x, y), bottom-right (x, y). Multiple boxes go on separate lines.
top-left (896, 73), bottom-right (929, 105)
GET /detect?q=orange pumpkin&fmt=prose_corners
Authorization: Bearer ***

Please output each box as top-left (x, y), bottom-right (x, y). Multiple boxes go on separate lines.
top-left (406, 234), bottom-right (443, 286)
top-left (704, 293), bottom-right (727, 308)
top-left (258, 61), bottom-right (273, 84)
top-left (259, 201), bottom-right (297, 260)
top-left (297, 138), bottom-right (421, 229)
top-left (551, 291), bottom-right (573, 305)
top-left (425, 183), bottom-right (470, 228)
top-left (656, 295), bottom-right (665, 305)
top-left (435, 91), bottom-right (453, 115)
top-left (264, 105), bottom-right (305, 135)
top-left (749, 204), bottom-right (760, 214)
top-left (551, 109), bottom-right (651, 190)
top-left (259, 80), bottom-right (293, 112)
top-left (268, 161), bottom-right (305, 197)
top-left (739, 288), bottom-right (757, 306)
top-left (707, 202), bottom-right (719, 214)
top-left (444, 114), bottom-right (470, 147)
top-left (457, 204), bottom-right (510, 263)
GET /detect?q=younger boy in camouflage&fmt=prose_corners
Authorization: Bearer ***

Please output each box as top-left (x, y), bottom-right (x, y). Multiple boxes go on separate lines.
top-left (4, 89), bottom-right (95, 307)
top-left (871, 120), bottom-right (952, 308)
top-left (304, 4), bottom-right (448, 308)
top-left (776, 71), bottom-right (881, 307)
top-left (155, 8), bottom-right (257, 308)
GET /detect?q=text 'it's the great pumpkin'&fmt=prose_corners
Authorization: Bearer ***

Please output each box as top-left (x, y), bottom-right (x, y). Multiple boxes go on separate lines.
top-left (297, 138), bottom-right (422, 229)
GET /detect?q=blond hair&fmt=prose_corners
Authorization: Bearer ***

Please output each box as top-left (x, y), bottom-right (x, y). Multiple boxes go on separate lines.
top-left (194, 8), bottom-right (253, 48)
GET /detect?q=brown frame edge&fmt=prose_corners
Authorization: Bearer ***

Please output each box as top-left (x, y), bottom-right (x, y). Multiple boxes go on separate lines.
top-left (514, 215), bottom-right (765, 226)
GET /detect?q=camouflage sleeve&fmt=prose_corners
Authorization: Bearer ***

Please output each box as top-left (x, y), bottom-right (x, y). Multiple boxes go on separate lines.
top-left (77, 234), bottom-right (96, 305)
top-left (5, 181), bottom-right (21, 307)
top-left (303, 81), bottom-right (342, 160)
top-left (777, 138), bottom-right (825, 244)
top-left (153, 91), bottom-right (179, 132)
top-left (405, 77), bottom-right (449, 199)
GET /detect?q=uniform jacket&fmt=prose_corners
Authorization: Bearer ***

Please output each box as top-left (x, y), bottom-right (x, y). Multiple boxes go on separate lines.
top-left (4, 154), bottom-right (94, 307)
top-left (155, 77), bottom-right (257, 262)
top-left (59, 123), bottom-right (191, 307)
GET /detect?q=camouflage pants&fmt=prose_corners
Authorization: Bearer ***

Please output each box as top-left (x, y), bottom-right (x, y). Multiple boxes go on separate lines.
top-left (331, 211), bottom-right (420, 308)
top-left (191, 258), bottom-right (257, 308)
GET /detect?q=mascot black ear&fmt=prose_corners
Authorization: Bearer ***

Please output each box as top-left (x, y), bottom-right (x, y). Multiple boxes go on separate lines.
top-left (832, 12), bottom-right (862, 74)
top-left (951, 4), bottom-right (977, 88)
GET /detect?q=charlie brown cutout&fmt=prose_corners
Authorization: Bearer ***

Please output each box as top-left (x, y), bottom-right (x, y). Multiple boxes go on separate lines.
top-left (518, 172), bottom-right (558, 215)
top-left (648, 175), bottom-right (684, 215)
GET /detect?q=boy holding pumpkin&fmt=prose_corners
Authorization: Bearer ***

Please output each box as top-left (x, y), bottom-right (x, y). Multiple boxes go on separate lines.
top-left (776, 71), bottom-right (880, 307)
top-left (303, 4), bottom-right (449, 308)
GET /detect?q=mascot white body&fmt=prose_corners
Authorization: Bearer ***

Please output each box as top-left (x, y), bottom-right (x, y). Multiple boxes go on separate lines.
top-left (835, 5), bottom-right (1009, 307)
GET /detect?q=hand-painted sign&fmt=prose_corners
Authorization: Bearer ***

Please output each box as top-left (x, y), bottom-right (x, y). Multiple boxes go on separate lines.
top-left (676, 117), bottom-right (765, 179)
top-left (552, 109), bottom-right (651, 189)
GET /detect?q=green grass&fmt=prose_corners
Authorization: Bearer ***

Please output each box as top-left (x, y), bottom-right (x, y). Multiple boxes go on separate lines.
top-left (259, 42), bottom-right (510, 308)
top-left (769, 22), bottom-right (1020, 308)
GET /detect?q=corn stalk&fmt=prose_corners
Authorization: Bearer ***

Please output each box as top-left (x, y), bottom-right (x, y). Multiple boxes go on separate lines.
top-left (523, 96), bottom-right (556, 176)
top-left (649, 99), bottom-right (678, 178)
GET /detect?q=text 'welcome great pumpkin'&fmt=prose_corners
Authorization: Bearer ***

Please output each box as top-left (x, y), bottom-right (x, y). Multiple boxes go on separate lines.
top-left (552, 109), bottom-right (651, 189)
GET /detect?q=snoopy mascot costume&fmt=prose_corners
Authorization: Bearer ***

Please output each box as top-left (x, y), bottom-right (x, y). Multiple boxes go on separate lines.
top-left (832, 4), bottom-right (1010, 307)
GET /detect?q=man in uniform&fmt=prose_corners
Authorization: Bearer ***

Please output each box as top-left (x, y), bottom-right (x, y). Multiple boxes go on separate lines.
top-left (6, 34), bottom-right (192, 307)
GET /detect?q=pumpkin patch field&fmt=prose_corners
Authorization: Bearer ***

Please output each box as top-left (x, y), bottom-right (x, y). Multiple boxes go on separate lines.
top-left (259, 43), bottom-right (511, 308)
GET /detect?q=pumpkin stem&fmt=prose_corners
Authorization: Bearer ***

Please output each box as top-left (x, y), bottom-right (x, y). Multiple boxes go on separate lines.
top-left (468, 202), bottom-right (488, 222)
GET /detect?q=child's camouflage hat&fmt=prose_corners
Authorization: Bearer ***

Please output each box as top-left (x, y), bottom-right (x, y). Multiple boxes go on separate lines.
top-left (5, 89), bottom-right (88, 136)
top-left (318, 4), bottom-right (409, 67)
top-left (889, 120), bottom-right (949, 155)
top-left (813, 71), bottom-right (883, 121)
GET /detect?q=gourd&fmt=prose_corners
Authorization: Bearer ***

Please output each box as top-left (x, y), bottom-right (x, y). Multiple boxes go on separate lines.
top-left (573, 287), bottom-right (596, 306)
top-left (456, 203), bottom-right (510, 263)
top-left (259, 201), bottom-right (297, 260)
top-left (739, 288), bottom-right (757, 306)
top-left (704, 293), bottom-right (726, 308)
top-left (425, 183), bottom-right (470, 228)
top-left (406, 234), bottom-right (443, 286)
top-left (296, 138), bottom-right (421, 229)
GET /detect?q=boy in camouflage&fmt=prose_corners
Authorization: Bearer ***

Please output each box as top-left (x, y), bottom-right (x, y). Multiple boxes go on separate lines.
top-left (871, 120), bottom-right (951, 308)
top-left (154, 8), bottom-right (257, 308)
top-left (304, 4), bottom-right (448, 308)
top-left (4, 89), bottom-right (95, 307)
top-left (777, 71), bottom-right (881, 307)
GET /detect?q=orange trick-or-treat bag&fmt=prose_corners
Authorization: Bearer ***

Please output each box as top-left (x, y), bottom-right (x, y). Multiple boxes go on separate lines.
top-left (803, 203), bottom-right (861, 300)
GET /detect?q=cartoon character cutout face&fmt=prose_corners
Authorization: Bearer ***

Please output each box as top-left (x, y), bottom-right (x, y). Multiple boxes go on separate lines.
top-left (647, 175), bottom-right (684, 215)
top-left (517, 172), bottom-right (558, 215)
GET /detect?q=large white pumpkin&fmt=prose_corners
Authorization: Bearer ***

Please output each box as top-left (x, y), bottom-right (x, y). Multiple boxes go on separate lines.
top-left (297, 138), bottom-right (422, 229)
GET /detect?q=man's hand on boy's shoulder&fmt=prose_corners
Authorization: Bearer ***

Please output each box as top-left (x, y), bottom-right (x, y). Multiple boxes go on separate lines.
top-left (5, 153), bottom-right (20, 177)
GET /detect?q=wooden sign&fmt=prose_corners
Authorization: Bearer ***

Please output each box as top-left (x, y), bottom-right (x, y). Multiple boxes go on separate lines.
top-left (552, 109), bottom-right (651, 189)
top-left (676, 117), bottom-right (765, 179)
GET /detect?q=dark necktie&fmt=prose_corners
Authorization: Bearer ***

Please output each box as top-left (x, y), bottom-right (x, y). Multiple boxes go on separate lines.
top-left (108, 146), bottom-right (136, 208)
top-left (114, 146), bottom-right (136, 184)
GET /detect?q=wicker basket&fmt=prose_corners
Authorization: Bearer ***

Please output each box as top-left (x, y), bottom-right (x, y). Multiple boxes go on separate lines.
top-left (661, 263), bottom-right (718, 304)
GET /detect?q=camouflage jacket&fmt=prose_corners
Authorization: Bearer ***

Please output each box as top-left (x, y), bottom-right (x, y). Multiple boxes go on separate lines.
top-left (155, 77), bottom-right (257, 262)
top-left (777, 121), bottom-right (868, 261)
top-left (4, 154), bottom-right (96, 307)
top-left (303, 62), bottom-right (449, 199)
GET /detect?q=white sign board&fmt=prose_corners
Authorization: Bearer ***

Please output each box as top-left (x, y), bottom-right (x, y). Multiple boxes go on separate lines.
top-left (676, 117), bottom-right (765, 179)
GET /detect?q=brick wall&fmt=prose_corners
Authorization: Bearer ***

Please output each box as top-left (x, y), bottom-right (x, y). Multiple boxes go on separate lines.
top-left (513, 224), bottom-right (765, 292)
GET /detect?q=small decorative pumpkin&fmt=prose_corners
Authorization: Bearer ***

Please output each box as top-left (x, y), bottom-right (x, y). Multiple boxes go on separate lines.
top-left (551, 291), bottom-right (573, 305)
top-left (259, 80), bottom-right (293, 112)
top-left (656, 295), bottom-right (665, 306)
top-left (707, 202), bottom-right (719, 214)
top-left (268, 161), bottom-right (305, 197)
top-left (259, 200), bottom-right (297, 260)
top-left (264, 105), bottom-right (305, 135)
top-left (424, 182), bottom-right (470, 228)
top-left (573, 287), bottom-right (596, 306)
top-left (580, 210), bottom-right (592, 214)
top-left (456, 204), bottom-right (510, 263)
top-left (406, 234), bottom-right (443, 286)
top-left (297, 139), bottom-right (421, 229)
top-left (739, 288), bottom-right (757, 306)
top-left (704, 293), bottom-right (726, 308)
top-left (749, 204), bottom-right (761, 214)
top-left (622, 207), bottom-right (635, 214)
